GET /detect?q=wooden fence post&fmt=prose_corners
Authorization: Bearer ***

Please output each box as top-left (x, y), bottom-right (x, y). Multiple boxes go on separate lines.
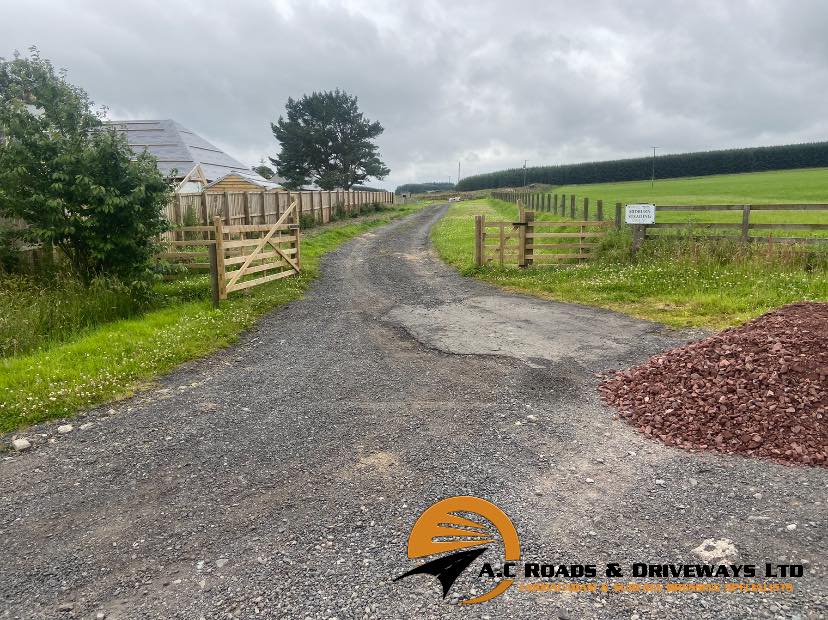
top-left (474, 214), bottom-right (484, 267)
top-left (213, 216), bottom-right (227, 300)
top-left (200, 191), bottom-right (209, 225)
top-left (553, 194), bottom-right (557, 215)
top-left (741, 205), bottom-right (751, 242)
top-left (615, 202), bottom-right (622, 229)
top-left (631, 224), bottom-right (646, 259)
top-left (260, 191), bottom-right (268, 224)
top-left (173, 194), bottom-right (183, 241)
top-left (242, 191), bottom-right (251, 225)
top-left (524, 210), bottom-right (535, 267)
top-left (597, 199), bottom-right (603, 221)
top-left (583, 197), bottom-right (589, 221)
top-left (570, 194), bottom-right (576, 219)
top-left (517, 204), bottom-right (528, 268)
top-left (208, 244), bottom-right (220, 308)
top-left (292, 200), bottom-right (301, 271)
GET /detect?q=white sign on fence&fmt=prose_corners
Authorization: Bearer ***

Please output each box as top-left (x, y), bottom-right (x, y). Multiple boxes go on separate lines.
top-left (625, 203), bottom-right (656, 225)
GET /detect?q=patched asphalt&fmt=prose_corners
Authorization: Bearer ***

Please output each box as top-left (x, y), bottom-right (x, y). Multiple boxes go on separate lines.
top-left (1, 204), bottom-right (825, 619)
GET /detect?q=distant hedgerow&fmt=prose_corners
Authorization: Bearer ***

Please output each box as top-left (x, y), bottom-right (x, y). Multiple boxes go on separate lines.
top-left (456, 142), bottom-right (828, 191)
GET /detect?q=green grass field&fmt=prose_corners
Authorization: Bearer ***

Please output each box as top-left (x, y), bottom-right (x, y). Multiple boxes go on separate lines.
top-left (551, 167), bottom-right (828, 205)
top-left (541, 167), bottom-right (828, 236)
top-left (431, 198), bottom-right (828, 330)
top-left (0, 203), bottom-right (423, 434)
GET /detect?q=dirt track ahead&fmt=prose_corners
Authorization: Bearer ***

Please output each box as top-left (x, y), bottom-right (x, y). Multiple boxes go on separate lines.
top-left (2, 204), bottom-right (825, 619)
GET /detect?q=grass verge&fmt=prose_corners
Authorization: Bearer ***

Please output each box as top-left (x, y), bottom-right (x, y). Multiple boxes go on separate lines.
top-left (0, 204), bottom-right (421, 434)
top-left (431, 199), bottom-right (828, 330)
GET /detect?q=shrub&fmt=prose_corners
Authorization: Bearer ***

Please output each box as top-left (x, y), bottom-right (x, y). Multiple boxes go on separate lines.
top-left (0, 48), bottom-right (171, 283)
top-left (0, 227), bottom-right (21, 273)
top-left (299, 213), bottom-right (317, 229)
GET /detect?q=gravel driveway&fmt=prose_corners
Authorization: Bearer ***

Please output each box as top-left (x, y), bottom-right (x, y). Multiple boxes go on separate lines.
top-left (2, 204), bottom-right (825, 619)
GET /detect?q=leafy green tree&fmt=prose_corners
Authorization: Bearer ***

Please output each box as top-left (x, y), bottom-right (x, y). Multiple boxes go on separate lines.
top-left (270, 89), bottom-right (390, 190)
top-left (0, 48), bottom-right (170, 282)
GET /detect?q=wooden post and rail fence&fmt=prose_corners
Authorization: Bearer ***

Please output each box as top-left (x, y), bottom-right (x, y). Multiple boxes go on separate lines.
top-left (490, 190), bottom-right (828, 253)
top-left (474, 200), bottom-right (613, 268)
top-left (493, 190), bottom-right (624, 230)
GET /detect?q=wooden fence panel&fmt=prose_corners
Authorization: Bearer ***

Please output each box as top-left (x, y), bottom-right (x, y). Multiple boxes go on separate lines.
top-left (161, 188), bottom-right (394, 242)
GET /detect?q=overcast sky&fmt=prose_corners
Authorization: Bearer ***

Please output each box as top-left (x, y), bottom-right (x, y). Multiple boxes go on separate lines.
top-left (2, 0), bottom-right (827, 189)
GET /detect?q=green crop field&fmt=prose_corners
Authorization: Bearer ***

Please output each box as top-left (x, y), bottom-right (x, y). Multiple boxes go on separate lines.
top-left (547, 167), bottom-right (828, 205)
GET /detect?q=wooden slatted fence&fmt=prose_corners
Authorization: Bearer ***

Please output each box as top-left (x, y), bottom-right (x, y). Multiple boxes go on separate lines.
top-left (164, 189), bottom-right (394, 242)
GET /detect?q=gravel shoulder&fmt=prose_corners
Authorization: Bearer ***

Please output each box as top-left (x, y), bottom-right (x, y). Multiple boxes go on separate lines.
top-left (1, 204), bottom-right (825, 619)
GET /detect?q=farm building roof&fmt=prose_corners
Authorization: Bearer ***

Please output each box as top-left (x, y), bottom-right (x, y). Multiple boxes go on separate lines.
top-left (204, 170), bottom-right (282, 191)
top-left (106, 119), bottom-right (268, 183)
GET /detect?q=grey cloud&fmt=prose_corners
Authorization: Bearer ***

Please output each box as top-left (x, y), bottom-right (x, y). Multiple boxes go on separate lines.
top-left (1, 0), bottom-right (826, 189)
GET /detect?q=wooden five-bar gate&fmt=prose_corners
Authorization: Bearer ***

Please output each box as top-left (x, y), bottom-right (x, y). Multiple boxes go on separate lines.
top-left (474, 202), bottom-right (612, 267)
top-left (160, 201), bottom-right (301, 305)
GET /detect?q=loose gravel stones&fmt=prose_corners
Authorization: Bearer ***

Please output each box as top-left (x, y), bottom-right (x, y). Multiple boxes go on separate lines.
top-left (11, 437), bottom-right (31, 451)
top-left (599, 302), bottom-right (828, 466)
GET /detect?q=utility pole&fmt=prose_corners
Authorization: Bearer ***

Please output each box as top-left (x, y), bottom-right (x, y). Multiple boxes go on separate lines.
top-left (651, 146), bottom-right (659, 188)
top-left (523, 159), bottom-right (528, 187)
top-left (458, 161), bottom-right (461, 184)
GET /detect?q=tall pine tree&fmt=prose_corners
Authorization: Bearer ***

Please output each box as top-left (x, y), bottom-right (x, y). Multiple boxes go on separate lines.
top-left (270, 89), bottom-right (389, 190)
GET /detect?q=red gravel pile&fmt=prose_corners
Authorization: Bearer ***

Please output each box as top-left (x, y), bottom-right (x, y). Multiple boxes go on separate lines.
top-left (599, 302), bottom-right (828, 466)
